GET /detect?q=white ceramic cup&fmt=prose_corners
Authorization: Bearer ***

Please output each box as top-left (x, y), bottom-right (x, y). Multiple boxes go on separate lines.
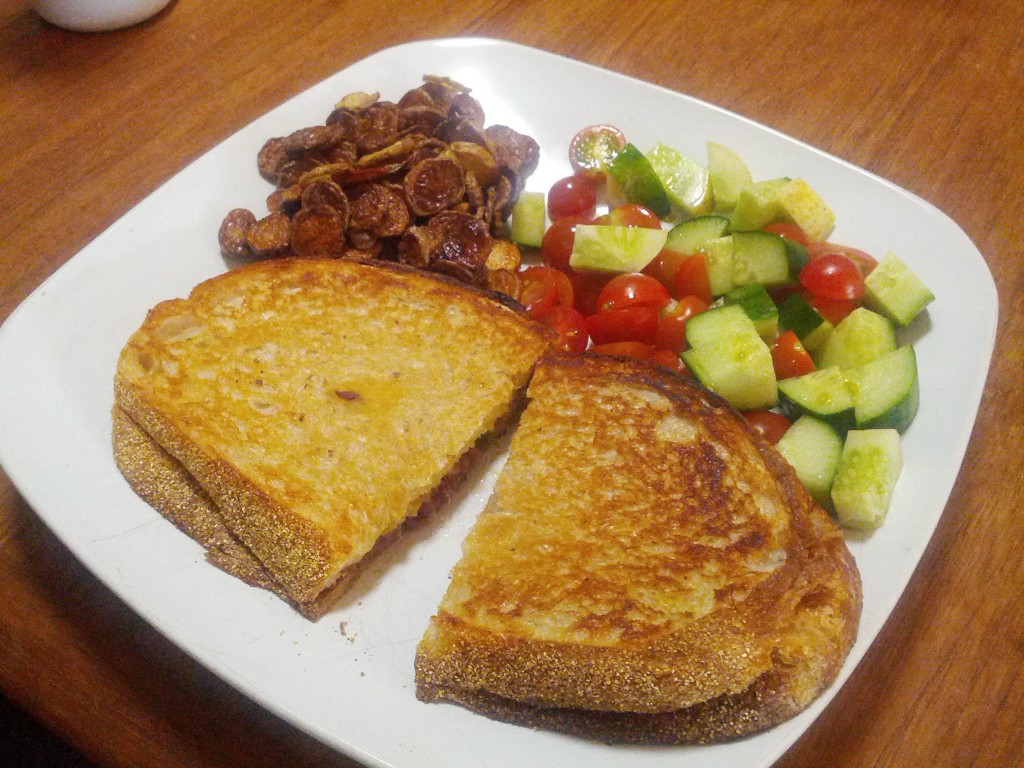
top-left (32, 0), bottom-right (173, 32)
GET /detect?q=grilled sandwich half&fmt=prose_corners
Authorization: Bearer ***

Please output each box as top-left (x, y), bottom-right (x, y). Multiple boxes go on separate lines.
top-left (415, 352), bottom-right (861, 743)
top-left (113, 258), bottom-right (554, 617)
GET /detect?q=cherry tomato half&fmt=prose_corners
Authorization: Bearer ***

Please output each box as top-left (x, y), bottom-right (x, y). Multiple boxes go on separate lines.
top-left (518, 265), bottom-right (575, 317)
top-left (806, 241), bottom-right (879, 276)
top-left (569, 124), bottom-right (627, 179)
top-left (589, 341), bottom-right (656, 360)
top-left (673, 253), bottom-right (714, 304)
top-left (762, 222), bottom-right (810, 247)
top-left (548, 175), bottom-right (598, 221)
top-left (649, 348), bottom-right (688, 374)
top-left (534, 304), bottom-right (589, 354)
top-left (770, 330), bottom-right (816, 379)
top-left (806, 293), bottom-right (860, 325)
top-left (643, 248), bottom-right (689, 291)
top-left (600, 203), bottom-right (663, 229)
top-left (596, 273), bottom-right (671, 313)
top-left (584, 305), bottom-right (660, 346)
top-left (799, 253), bottom-right (865, 301)
top-left (568, 269), bottom-right (612, 316)
top-left (654, 295), bottom-right (710, 354)
top-left (540, 217), bottom-right (585, 272)
top-left (744, 410), bottom-right (793, 445)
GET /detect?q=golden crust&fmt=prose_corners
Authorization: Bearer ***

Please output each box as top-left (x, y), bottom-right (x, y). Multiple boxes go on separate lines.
top-left (113, 258), bottom-right (554, 610)
top-left (415, 352), bottom-right (861, 742)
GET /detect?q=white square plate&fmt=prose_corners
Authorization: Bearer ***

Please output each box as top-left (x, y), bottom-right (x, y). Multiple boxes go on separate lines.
top-left (0, 38), bottom-right (998, 768)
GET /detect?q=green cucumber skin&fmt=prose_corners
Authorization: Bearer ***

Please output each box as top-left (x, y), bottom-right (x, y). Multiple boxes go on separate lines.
top-left (727, 283), bottom-right (779, 342)
top-left (777, 367), bottom-right (857, 433)
top-left (848, 345), bottom-right (920, 432)
top-left (664, 215), bottom-right (730, 255)
top-left (608, 144), bottom-right (672, 218)
top-left (778, 293), bottom-right (830, 346)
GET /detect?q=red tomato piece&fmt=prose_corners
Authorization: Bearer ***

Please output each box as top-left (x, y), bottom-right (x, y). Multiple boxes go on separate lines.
top-left (569, 124), bottom-right (627, 179)
top-left (770, 330), bottom-right (816, 379)
top-left (584, 305), bottom-right (660, 346)
top-left (763, 221), bottom-right (810, 247)
top-left (654, 295), bottom-right (710, 354)
top-left (744, 410), bottom-right (793, 445)
top-left (603, 203), bottom-right (663, 229)
top-left (596, 273), bottom-right (671, 313)
top-left (540, 217), bottom-right (584, 272)
top-left (807, 293), bottom-right (859, 325)
top-left (548, 175), bottom-right (597, 221)
top-left (519, 265), bottom-right (574, 316)
top-left (672, 253), bottom-right (714, 304)
top-left (589, 341), bottom-right (655, 360)
top-left (649, 348), bottom-right (687, 374)
top-left (799, 253), bottom-right (865, 301)
top-left (643, 248), bottom-right (689, 291)
top-left (534, 305), bottom-right (589, 354)
top-left (567, 270), bottom-right (611, 316)
top-left (806, 241), bottom-right (879, 276)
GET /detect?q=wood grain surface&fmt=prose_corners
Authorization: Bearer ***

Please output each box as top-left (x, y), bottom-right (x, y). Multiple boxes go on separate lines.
top-left (1, 0), bottom-right (1021, 766)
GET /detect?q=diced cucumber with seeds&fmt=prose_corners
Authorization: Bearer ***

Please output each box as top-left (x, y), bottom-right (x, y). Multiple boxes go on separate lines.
top-left (684, 304), bottom-right (751, 348)
top-left (731, 231), bottom-right (792, 288)
top-left (814, 307), bottom-right (896, 370)
top-left (847, 345), bottom-right (920, 432)
top-left (509, 191), bottom-right (545, 248)
top-left (683, 330), bottom-right (777, 410)
top-left (683, 305), bottom-right (777, 410)
top-left (776, 415), bottom-right (844, 508)
top-left (831, 429), bottom-right (903, 530)
top-left (864, 251), bottom-right (935, 326)
top-left (700, 235), bottom-right (736, 296)
top-left (778, 366), bottom-right (856, 433)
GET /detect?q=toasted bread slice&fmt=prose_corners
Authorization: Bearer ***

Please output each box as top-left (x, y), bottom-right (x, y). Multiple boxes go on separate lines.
top-left (415, 352), bottom-right (861, 743)
top-left (114, 258), bottom-right (553, 612)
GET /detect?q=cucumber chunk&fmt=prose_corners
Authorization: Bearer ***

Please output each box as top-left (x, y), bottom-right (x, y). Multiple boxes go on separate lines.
top-left (729, 177), bottom-right (835, 242)
top-left (700, 235), bottom-right (736, 296)
top-left (568, 224), bottom-right (668, 273)
top-left (664, 215), bottom-right (730, 255)
top-left (778, 293), bottom-right (833, 352)
top-left (706, 141), bottom-right (752, 211)
top-left (729, 178), bottom-right (789, 231)
top-left (847, 345), bottom-right (920, 432)
top-left (509, 190), bottom-right (545, 248)
top-left (731, 231), bottom-right (792, 287)
top-left (646, 142), bottom-right (713, 218)
top-left (684, 304), bottom-right (751, 348)
top-left (777, 366), bottom-right (856, 433)
top-left (775, 415), bottom-right (843, 508)
top-left (683, 330), bottom-right (778, 410)
top-left (771, 178), bottom-right (836, 242)
top-left (683, 305), bottom-right (777, 410)
top-left (726, 283), bottom-right (779, 342)
top-left (831, 429), bottom-right (903, 530)
top-left (864, 251), bottom-right (935, 326)
top-left (607, 143), bottom-right (671, 218)
top-left (814, 307), bottom-right (897, 370)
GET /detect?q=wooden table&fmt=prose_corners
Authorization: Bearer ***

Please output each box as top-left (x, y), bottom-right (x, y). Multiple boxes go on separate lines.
top-left (1, 0), bottom-right (1021, 765)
